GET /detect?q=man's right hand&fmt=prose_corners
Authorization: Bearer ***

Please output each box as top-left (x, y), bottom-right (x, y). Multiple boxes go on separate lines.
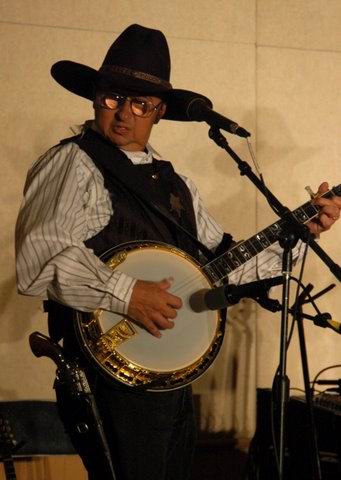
top-left (127, 278), bottom-right (182, 338)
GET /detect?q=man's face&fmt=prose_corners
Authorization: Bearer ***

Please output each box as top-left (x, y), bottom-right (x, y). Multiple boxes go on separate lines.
top-left (94, 93), bottom-right (166, 152)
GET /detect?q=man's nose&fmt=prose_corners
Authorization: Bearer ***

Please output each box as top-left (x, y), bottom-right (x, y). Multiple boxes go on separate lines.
top-left (115, 99), bottom-right (132, 120)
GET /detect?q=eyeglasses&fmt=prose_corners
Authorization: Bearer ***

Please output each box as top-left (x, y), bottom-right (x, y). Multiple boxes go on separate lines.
top-left (96, 93), bottom-right (163, 118)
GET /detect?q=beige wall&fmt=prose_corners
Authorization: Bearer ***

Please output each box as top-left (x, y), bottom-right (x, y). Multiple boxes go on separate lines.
top-left (1, 0), bottom-right (340, 434)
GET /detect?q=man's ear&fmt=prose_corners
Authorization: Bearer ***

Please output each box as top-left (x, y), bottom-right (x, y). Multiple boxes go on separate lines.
top-left (154, 103), bottom-right (167, 124)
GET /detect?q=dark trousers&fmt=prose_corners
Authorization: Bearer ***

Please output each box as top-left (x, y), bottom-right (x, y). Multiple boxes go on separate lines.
top-left (56, 374), bottom-right (197, 480)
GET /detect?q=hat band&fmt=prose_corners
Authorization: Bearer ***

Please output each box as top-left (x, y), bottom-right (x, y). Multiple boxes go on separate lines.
top-left (99, 65), bottom-right (172, 90)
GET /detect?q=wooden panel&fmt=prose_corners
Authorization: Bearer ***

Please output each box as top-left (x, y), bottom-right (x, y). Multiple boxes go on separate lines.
top-left (0, 456), bottom-right (87, 480)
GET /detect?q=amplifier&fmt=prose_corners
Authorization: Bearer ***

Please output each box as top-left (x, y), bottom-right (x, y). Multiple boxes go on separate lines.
top-left (246, 388), bottom-right (341, 480)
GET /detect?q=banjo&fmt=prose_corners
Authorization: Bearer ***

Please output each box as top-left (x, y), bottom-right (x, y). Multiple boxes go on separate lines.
top-left (74, 185), bottom-right (341, 391)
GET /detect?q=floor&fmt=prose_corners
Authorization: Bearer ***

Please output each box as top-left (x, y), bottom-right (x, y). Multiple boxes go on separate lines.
top-left (191, 432), bottom-right (248, 480)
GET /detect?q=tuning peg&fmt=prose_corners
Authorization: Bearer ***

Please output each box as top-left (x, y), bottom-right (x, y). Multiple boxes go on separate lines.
top-left (305, 185), bottom-right (317, 199)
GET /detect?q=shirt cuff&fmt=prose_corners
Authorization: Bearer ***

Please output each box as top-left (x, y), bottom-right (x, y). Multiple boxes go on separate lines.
top-left (107, 271), bottom-right (137, 315)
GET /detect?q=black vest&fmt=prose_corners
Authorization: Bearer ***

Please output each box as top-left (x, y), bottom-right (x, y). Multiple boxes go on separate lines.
top-left (72, 128), bottom-right (199, 260)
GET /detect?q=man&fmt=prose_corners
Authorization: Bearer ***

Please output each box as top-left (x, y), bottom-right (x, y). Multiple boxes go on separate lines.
top-left (15, 24), bottom-right (341, 480)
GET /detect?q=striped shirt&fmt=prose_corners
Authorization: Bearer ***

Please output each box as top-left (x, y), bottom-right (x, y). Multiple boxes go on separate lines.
top-left (15, 139), bottom-right (302, 315)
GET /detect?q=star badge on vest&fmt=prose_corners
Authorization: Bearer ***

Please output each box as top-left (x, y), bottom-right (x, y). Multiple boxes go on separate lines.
top-left (170, 193), bottom-right (184, 217)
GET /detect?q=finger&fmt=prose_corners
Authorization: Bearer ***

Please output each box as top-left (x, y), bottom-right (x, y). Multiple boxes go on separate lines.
top-left (130, 304), bottom-right (175, 333)
top-left (315, 203), bottom-right (340, 223)
top-left (313, 213), bottom-right (333, 231)
top-left (166, 294), bottom-right (182, 309)
top-left (161, 305), bottom-right (178, 320)
top-left (308, 221), bottom-right (321, 236)
top-left (141, 316), bottom-right (162, 338)
top-left (150, 312), bottom-right (175, 330)
top-left (313, 199), bottom-right (340, 221)
top-left (157, 278), bottom-right (182, 309)
top-left (320, 204), bottom-right (340, 218)
top-left (158, 277), bottom-right (174, 290)
top-left (314, 195), bottom-right (339, 208)
top-left (317, 182), bottom-right (329, 194)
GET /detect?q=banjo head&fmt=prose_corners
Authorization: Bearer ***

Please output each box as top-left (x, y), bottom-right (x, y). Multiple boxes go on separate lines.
top-left (75, 242), bottom-right (225, 391)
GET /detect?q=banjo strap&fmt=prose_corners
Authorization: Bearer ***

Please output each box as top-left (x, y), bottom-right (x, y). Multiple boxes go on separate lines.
top-left (128, 189), bottom-right (216, 261)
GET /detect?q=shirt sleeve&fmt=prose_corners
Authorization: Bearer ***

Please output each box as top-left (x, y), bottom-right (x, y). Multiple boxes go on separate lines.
top-left (181, 175), bottom-right (225, 250)
top-left (15, 142), bottom-right (136, 314)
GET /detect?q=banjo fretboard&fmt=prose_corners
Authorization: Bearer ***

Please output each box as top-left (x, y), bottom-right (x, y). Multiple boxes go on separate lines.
top-left (203, 185), bottom-right (341, 284)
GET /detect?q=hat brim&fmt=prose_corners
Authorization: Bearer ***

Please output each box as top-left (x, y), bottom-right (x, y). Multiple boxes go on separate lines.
top-left (51, 60), bottom-right (212, 121)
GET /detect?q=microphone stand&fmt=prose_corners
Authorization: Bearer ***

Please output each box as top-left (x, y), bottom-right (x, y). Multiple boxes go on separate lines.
top-left (208, 127), bottom-right (341, 480)
top-left (292, 285), bottom-right (322, 479)
top-left (272, 231), bottom-right (296, 479)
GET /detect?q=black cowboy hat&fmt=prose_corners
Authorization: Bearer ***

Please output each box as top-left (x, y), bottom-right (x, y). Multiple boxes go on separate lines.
top-left (51, 24), bottom-right (212, 121)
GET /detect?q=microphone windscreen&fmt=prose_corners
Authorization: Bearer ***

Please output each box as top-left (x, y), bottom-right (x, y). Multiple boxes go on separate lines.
top-left (186, 97), bottom-right (210, 121)
top-left (163, 89), bottom-right (213, 122)
top-left (189, 289), bottom-right (210, 313)
top-left (204, 286), bottom-right (228, 310)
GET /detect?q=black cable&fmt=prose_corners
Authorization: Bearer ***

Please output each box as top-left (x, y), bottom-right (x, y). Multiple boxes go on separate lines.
top-left (311, 364), bottom-right (341, 395)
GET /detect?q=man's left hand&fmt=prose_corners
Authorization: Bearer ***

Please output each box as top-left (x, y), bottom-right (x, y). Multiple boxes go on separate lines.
top-left (307, 182), bottom-right (341, 237)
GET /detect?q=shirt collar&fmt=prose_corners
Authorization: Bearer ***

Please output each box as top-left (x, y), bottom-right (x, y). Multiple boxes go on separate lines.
top-left (121, 144), bottom-right (162, 165)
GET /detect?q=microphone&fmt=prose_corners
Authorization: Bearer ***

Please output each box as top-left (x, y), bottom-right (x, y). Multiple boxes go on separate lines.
top-left (186, 97), bottom-right (251, 138)
top-left (326, 319), bottom-right (341, 334)
top-left (313, 312), bottom-right (341, 334)
top-left (190, 276), bottom-right (283, 312)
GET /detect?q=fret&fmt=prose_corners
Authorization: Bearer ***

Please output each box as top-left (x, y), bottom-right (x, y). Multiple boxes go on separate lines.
top-left (263, 225), bottom-right (279, 243)
top-left (293, 199), bottom-right (319, 223)
top-left (203, 264), bottom-right (221, 283)
top-left (218, 253), bottom-right (236, 272)
top-left (243, 238), bottom-right (259, 256)
top-left (211, 260), bottom-right (226, 278)
top-left (226, 249), bottom-right (243, 268)
top-left (213, 255), bottom-right (233, 275)
top-left (246, 236), bottom-right (263, 254)
top-left (267, 222), bottom-right (282, 241)
top-left (236, 243), bottom-right (253, 261)
top-left (292, 207), bottom-right (311, 224)
top-left (232, 245), bottom-right (248, 263)
top-left (255, 231), bottom-right (271, 249)
top-left (303, 203), bottom-right (319, 219)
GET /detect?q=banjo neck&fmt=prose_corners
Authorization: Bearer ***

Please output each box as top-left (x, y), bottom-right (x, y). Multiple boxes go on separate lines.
top-left (203, 185), bottom-right (341, 284)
